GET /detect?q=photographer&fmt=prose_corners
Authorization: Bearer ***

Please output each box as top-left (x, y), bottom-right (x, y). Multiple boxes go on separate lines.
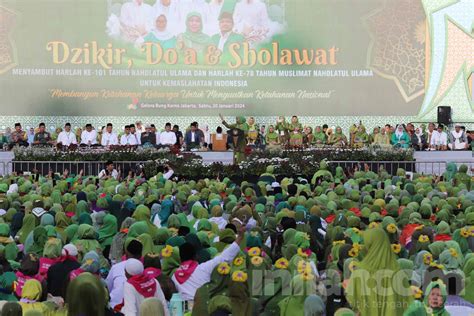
top-left (98, 160), bottom-right (119, 180)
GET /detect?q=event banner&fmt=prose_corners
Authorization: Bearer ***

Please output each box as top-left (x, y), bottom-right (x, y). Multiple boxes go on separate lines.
top-left (0, 0), bottom-right (430, 116)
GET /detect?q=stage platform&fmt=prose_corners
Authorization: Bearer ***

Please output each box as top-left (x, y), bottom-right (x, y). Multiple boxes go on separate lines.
top-left (413, 151), bottom-right (474, 175)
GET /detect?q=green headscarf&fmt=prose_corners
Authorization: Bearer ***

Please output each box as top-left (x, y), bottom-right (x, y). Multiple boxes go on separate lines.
top-left (346, 228), bottom-right (411, 316)
top-left (137, 233), bottom-right (154, 256)
top-left (16, 214), bottom-right (36, 244)
top-left (66, 272), bottom-right (107, 316)
top-left (26, 227), bottom-right (47, 256)
top-left (423, 280), bottom-right (449, 316)
top-left (278, 275), bottom-right (317, 316)
top-left (65, 224), bottom-right (79, 243)
top-left (73, 224), bottom-right (100, 256)
top-left (132, 205), bottom-right (158, 239)
top-left (98, 214), bottom-right (118, 248)
top-left (162, 246), bottom-right (180, 276)
top-left (182, 12), bottom-right (211, 47)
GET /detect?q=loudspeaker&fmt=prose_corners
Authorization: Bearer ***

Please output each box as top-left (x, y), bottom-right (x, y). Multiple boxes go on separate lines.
top-left (437, 106), bottom-right (451, 125)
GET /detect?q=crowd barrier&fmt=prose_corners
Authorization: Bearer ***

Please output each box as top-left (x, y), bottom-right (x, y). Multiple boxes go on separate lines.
top-left (0, 160), bottom-right (472, 177)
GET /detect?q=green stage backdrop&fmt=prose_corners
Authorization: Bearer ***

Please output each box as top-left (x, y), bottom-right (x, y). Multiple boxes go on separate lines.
top-left (0, 0), bottom-right (440, 118)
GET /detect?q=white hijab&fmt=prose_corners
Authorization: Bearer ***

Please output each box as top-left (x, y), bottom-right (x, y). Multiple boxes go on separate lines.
top-left (395, 124), bottom-right (404, 139)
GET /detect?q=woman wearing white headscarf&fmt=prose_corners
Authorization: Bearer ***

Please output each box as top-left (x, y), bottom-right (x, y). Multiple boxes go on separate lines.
top-left (136, 14), bottom-right (177, 49)
top-left (391, 124), bottom-right (410, 149)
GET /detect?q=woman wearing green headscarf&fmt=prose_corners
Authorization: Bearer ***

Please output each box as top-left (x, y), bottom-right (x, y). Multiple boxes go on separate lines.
top-left (352, 125), bottom-right (369, 148)
top-left (132, 205), bottom-right (158, 239)
top-left (73, 224), bottom-right (100, 260)
top-left (161, 246), bottom-right (180, 276)
top-left (0, 224), bottom-right (18, 261)
top-left (346, 228), bottom-right (412, 315)
top-left (265, 125), bottom-right (280, 148)
top-left (54, 211), bottom-right (70, 243)
top-left (279, 274), bottom-right (318, 316)
top-left (227, 277), bottom-right (252, 316)
top-left (24, 227), bottom-right (47, 257)
top-left (64, 224), bottom-right (79, 243)
top-left (405, 280), bottom-right (449, 316)
top-left (177, 12), bottom-right (211, 54)
top-left (15, 214), bottom-right (36, 244)
top-left (313, 126), bottom-right (327, 146)
top-left (74, 200), bottom-right (89, 222)
top-left (65, 272), bottom-right (108, 316)
top-left (18, 279), bottom-right (49, 314)
top-left (137, 233), bottom-right (154, 256)
top-left (192, 264), bottom-right (230, 316)
top-left (463, 257), bottom-right (474, 303)
top-left (328, 127), bottom-right (347, 147)
top-left (98, 214), bottom-right (118, 250)
top-left (304, 295), bottom-right (325, 316)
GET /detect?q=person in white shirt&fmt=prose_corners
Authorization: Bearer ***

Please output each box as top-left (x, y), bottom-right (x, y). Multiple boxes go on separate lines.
top-left (106, 239), bottom-right (143, 310)
top-left (135, 121), bottom-right (145, 135)
top-left (101, 123), bottom-right (119, 146)
top-left (98, 160), bottom-right (120, 180)
top-left (129, 124), bottom-right (141, 145)
top-left (120, 0), bottom-right (154, 42)
top-left (122, 259), bottom-right (169, 316)
top-left (80, 124), bottom-right (98, 146)
top-left (171, 226), bottom-right (244, 301)
top-left (154, 0), bottom-right (180, 35)
top-left (160, 122), bottom-right (177, 147)
top-left (430, 124), bottom-right (448, 151)
top-left (120, 125), bottom-right (138, 146)
top-left (57, 122), bottom-right (77, 147)
top-left (448, 124), bottom-right (468, 150)
top-left (207, 0), bottom-right (225, 35)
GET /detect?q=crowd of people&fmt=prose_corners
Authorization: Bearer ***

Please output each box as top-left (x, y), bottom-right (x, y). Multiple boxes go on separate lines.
top-left (106, 0), bottom-right (284, 54)
top-left (1, 117), bottom-right (472, 152)
top-left (0, 159), bottom-right (471, 315)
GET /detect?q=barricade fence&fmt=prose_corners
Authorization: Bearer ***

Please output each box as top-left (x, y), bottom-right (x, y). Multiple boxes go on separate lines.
top-left (0, 160), bottom-right (472, 177)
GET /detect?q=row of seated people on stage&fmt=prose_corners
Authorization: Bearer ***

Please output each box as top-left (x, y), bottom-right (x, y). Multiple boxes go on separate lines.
top-left (1, 118), bottom-right (472, 151)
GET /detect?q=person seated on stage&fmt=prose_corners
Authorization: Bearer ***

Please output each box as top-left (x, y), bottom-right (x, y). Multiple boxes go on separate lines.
top-left (313, 126), bottom-right (326, 146)
top-left (211, 12), bottom-right (245, 55)
top-left (135, 121), bottom-right (145, 135)
top-left (120, 125), bottom-right (139, 146)
top-left (468, 130), bottom-right (474, 149)
top-left (210, 126), bottom-right (228, 151)
top-left (184, 122), bottom-right (203, 150)
top-left (140, 124), bottom-right (157, 148)
top-left (448, 124), bottom-right (468, 150)
top-left (33, 123), bottom-right (52, 146)
top-left (265, 125), bottom-right (279, 148)
top-left (80, 124), bottom-right (98, 146)
top-left (177, 12), bottom-right (211, 55)
top-left (406, 122), bottom-right (415, 139)
top-left (352, 124), bottom-right (369, 148)
top-left (411, 127), bottom-right (427, 151)
top-left (391, 124), bottom-right (410, 149)
top-left (303, 126), bottom-right (314, 145)
top-left (430, 124), bottom-right (448, 151)
top-left (289, 125), bottom-right (304, 147)
top-left (10, 123), bottom-right (28, 147)
top-left (101, 123), bottom-right (119, 147)
top-left (98, 160), bottom-right (119, 180)
top-left (425, 122), bottom-right (435, 146)
top-left (129, 124), bottom-right (141, 145)
top-left (120, 0), bottom-right (154, 42)
top-left (372, 127), bottom-right (391, 148)
top-left (200, 123), bottom-right (211, 148)
top-left (57, 123), bottom-right (78, 147)
top-left (136, 14), bottom-right (177, 49)
top-left (173, 125), bottom-right (184, 148)
top-left (160, 122), bottom-right (177, 148)
top-left (328, 126), bottom-right (347, 147)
